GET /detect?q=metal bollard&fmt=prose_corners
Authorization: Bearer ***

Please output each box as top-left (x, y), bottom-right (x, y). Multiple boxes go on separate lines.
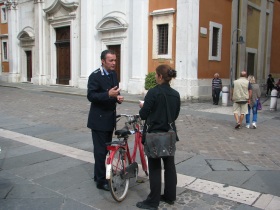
top-left (222, 86), bottom-right (229, 106)
top-left (270, 89), bottom-right (277, 111)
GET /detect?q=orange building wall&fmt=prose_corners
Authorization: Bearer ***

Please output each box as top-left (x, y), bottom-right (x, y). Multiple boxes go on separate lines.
top-left (148, 0), bottom-right (176, 73)
top-left (198, 0), bottom-right (232, 79)
top-left (270, 0), bottom-right (280, 78)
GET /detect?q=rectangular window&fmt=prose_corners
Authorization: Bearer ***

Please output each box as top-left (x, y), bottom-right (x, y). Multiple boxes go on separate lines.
top-left (151, 9), bottom-right (175, 59)
top-left (2, 40), bottom-right (8, 61)
top-left (1, 6), bottom-right (7, 23)
top-left (209, 21), bottom-right (222, 61)
top-left (158, 24), bottom-right (168, 55)
top-left (212, 27), bottom-right (219, 56)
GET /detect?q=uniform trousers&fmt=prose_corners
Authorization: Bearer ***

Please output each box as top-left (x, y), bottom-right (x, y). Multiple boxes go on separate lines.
top-left (145, 156), bottom-right (177, 207)
top-left (91, 130), bottom-right (113, 185)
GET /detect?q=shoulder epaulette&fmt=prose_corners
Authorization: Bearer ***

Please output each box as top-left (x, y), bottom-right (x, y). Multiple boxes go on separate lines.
top-left (93, 69), bottom-right (100, 74)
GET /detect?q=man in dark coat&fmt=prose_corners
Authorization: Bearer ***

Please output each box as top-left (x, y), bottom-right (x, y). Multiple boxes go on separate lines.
top-left (87, 50), bottom-right (124, 191)
top-left (266, 74), bottom-right (275, 96)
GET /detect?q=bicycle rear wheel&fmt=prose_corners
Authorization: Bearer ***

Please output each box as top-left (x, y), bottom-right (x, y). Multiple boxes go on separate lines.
top-left (109, 148), bottom-right (129, 202)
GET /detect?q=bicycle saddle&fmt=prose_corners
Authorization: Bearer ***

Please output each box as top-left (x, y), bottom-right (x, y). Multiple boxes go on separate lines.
top-left (115, 129), bottom-right (131, 137)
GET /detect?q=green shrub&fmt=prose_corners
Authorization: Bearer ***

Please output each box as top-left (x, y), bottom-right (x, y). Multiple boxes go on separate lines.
top-left (145, 72), bottom-right (157, 90)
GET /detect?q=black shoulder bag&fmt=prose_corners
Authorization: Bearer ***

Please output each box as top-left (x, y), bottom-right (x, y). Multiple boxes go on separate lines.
top-left (144, 90), bottom-right (177, 158)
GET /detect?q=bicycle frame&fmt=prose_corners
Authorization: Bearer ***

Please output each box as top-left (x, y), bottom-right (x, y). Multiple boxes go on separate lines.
top-left (105, 142), bottom-right (133, 180)
top-left (131, 123), bottom-right (148, 175)
top-left (105, 114), bottom-right (148, 202)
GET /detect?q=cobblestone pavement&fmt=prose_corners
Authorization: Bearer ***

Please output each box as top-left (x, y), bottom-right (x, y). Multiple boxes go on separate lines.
top-left (1, 82), bottom-right (280, 209)
top-left (159, 190), bottom-right (241, 210)
top-left (1, 84), bottom-right (279, 171)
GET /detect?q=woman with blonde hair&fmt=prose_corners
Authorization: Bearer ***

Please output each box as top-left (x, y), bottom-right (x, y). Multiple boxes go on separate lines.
top-left (246, 75), bottom-right (261, 129)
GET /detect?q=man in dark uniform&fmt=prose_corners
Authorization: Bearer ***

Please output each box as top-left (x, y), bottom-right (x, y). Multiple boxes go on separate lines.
top-left (87, 50), bottom-right (124, 191)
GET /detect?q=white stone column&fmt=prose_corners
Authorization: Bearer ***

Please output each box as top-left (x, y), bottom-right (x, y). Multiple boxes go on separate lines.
top-left (33, 0), bottom-right (46, 85)
top-left (127, 0), bottom-right (148, 94)
top-left (78, 0), bottom-right (94, 89)
top-left (238, 0), bottom-right (248, 73)
top-left (175, 0), bottom-right (199, 100)
top-left (256, 0), bottom-right (267, 81)
top-left (264, 1), bottom-right (274, 79)
top-left (230, 0), bottom-right (239, 82)
top-left (5, 0), bottom-right (20, 82)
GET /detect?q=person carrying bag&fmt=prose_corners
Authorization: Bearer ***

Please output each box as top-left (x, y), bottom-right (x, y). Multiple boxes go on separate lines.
top-left (144, 89), bottom-right (177, 158)
top-left (136, 65), bottom-right (181, 210)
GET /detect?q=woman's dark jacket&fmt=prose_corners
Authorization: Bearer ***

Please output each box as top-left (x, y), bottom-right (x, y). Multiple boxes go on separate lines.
top-left (139, 83), bottom-right (181, 142)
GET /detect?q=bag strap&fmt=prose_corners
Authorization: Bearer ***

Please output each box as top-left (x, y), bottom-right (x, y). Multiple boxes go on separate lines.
top-left (146, 86), bottom-right (174, 132)
top-left (159, 87), bottom-right (172, 124)
top-left (159, 87), bottom-right (174, 130)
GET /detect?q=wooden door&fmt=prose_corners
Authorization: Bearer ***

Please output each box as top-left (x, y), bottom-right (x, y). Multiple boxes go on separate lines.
top-left (55, 27), bottom-right (70, 85)
top-left (26, 51), bottom-right (32, 82)
top-left (108, 45), bottom-right (121, 82)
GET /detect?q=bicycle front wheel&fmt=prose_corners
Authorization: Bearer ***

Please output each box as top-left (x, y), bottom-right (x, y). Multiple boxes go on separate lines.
top-left (109, 148), bottom-right (130, 202)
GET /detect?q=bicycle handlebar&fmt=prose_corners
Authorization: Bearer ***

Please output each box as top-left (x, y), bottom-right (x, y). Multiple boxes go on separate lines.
top-left (116, 114), bottom-right (141, 124)
top-left (116, 114), bottom-right (144, 134)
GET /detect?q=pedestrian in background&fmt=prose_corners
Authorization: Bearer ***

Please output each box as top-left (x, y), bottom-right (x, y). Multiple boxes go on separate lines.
top-left (231, 71), bottom-right (252, 129)
top-left (87, 50), bottom-right (124, 191)
top-left (245, 75), bottom-right (261, 129)
top-left (212, 73), bottom-right (222, 105)
top-left (275, 78), bottom-right (280, 98)
top-left (266, 74), bottom-right (275, 96)
top-left (137, 65), bottom-right (180, 210)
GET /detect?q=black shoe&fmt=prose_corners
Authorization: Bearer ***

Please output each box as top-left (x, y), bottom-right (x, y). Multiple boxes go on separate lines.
top-left (235, 123), bottom-right (241, 129)
top-left (96, 183), bottom-right (110, 191)
top-left (160, 195), bottom-right (174, 205)
top-left (136, 201), bottom-right (158, 210)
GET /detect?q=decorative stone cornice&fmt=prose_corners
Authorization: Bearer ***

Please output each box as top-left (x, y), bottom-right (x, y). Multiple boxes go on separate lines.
top-left (17, 26), bottom-right (35, 41)
top-left (96, 16), bottom-right (128, 32)
top-left (150, 8), bottom-right (175, 16)
top-left (4, 0), bottom-right (18, 10)
top-left (43, 0), bottom-right (79, 21)
top-left (34, 0), bottom-right (44, 3)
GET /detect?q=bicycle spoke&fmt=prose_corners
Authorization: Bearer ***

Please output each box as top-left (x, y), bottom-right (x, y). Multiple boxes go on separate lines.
top-left (109, 148), bottom-right (129, 202)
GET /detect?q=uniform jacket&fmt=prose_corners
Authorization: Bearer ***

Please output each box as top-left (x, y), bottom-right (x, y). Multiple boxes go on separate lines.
top-left (87, 67), bottom-right (119, 131)
top-left (139, 83), bottom-right (181, 140)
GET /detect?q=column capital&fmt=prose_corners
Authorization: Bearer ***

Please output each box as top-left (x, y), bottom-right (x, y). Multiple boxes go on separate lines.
top-left (4, 0), bottom-right (18, 10)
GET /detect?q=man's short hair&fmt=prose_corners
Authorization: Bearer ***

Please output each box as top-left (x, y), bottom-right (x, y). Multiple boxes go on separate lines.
top-left (100, 50), bottom-right (116, 60)
top-left (240, 71), bottom-right (247, 77)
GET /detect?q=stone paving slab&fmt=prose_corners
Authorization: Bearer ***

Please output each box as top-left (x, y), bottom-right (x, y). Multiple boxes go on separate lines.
top-left (7, 156), bottom-right (85, 180)
top-left (241, 171), bottom-right (280, 197)
top-left (0, 140), bottom-right (43, 159)
top-left (33, 163), bottom-right (93, 192)
top-left (5, 184), bottom-right (61, 199)
top-left (176, 155), bottom-right (212, 178)
top-left (200, 171), bottom-right (256, 187)
top-left (0, 198), bottom-right (98, 210)
top-left (0, 150), bottom-right (63, 170)
top-left (11, 123), bottom-right (63, 137)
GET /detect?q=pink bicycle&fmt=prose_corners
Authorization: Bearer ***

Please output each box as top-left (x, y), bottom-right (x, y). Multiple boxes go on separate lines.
top-left (106, 114), bottom-right (148, 202)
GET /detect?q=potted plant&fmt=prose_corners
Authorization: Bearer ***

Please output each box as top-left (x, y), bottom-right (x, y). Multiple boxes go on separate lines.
top-left (144, 72), bottom-right (157, 90)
